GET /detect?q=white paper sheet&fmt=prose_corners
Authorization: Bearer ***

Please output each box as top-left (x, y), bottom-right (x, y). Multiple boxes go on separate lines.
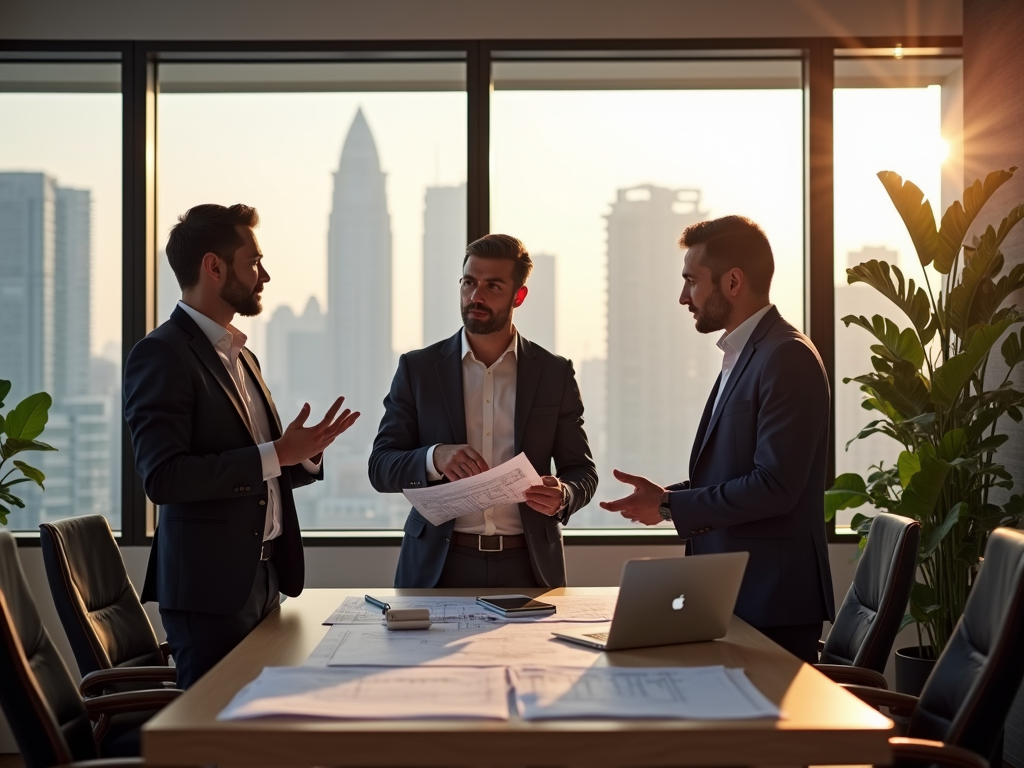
top-left (325, 622), bottom-right (604, 668)
top-left (217, 666), bottom-right (509, 721)
top-left (509, 665), bottom-right (780, 720)
top-left (402, 452), bottom-right (542, 525)
top-left (323, 595), bottom-right (618, 626)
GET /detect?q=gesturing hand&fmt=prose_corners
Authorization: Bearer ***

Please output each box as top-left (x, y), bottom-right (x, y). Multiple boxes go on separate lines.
top-left (524, 475), bottom-right (564, 516)
top-left (433, 444), bottom-right (489, 481)
top-left (599, 469), bottom-right (666, 526)
top-left (274, 397), bottom-right (360, 467)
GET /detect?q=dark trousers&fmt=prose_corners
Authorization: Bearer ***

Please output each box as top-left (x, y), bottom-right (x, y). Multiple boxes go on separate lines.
top-left (435, 544), bottom-right (540, 588)
top-left (160, 560), bottom-right (279, 689)
top-left (755, 622), bottom-right (824, 664)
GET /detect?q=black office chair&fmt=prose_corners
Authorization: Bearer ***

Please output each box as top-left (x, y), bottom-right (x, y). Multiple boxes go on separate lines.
top-left (0, 529), bottom-right (179, 768)
top-left (816, 512), bottom-right (921, 688)
top-left (39, 515), bottom-right (177, 695)
top-left (845, 525), bottom-right (1024, 768)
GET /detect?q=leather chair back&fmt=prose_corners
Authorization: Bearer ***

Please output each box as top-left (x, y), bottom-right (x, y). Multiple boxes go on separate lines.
top-left (40, 515), bottom-right (164, 676)
top-left (821, 512), bottom-right (920, 672)
top-left (0, 529), bottom-right (98, 768)
top-left (909, 526), bottom-right (1024, 764)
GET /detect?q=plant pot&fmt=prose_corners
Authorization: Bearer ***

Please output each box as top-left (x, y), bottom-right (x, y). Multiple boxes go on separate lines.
top-left (895, 646), bottom-right (937, 696)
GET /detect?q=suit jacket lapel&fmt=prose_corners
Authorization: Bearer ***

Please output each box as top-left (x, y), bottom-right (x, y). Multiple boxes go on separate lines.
top-left (171, 306), bottom-right (252, 437)
top-left (690, 375), bottom-right (720, 477)
top-left (240, 348), bottom-right (283, 440)
top-left (514, 334), bottom-right (541, 452)
top-left (435, 330), bottom-right (467, 444)
top-left (695, 307), bottom-right (781, 461)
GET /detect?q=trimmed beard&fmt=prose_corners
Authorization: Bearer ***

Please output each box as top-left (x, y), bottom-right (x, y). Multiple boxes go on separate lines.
top-left (461, 295), bottom-right (515, 335)
top-left (221, 264), bottom-right (263, 317)
top-left (693, 282), bottom-right (732, 334)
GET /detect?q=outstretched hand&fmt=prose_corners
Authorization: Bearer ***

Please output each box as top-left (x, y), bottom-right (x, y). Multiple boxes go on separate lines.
top-left (599, 469), bottom-right (665, 526)
top-left (274, 397), bottom-right (360, 467)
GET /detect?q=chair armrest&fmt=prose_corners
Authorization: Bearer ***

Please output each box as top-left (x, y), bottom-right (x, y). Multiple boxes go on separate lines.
top-left (842, 684), bottom-right (919, 717)
top-left (159, 641), bottom-right (171, 664)
top-left (57, 760), bottom-right (144, 768)
top-left (814, 663), bottom-right (889, 688)
top-left (82, 688), bottom-right (181, 719)
top-left (80, 666), bottom-right (178, 697)
top-left (890, 737), bottom-right (989, 768)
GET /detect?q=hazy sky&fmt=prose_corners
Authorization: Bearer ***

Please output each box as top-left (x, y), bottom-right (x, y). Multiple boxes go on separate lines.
top-left (0, 79), bottom-right (946, 366)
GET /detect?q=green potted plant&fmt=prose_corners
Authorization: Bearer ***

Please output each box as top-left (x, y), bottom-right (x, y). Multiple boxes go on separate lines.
top-left (825, 167), bottom-right (1024, 693)
top-left (0, 379), bottom-right (57, 525)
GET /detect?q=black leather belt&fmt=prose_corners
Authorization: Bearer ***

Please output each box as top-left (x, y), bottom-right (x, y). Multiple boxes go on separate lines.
top-left (452, 532), bottom-right (526, 552)
top-left (260, 539), bottom-right (274, 561)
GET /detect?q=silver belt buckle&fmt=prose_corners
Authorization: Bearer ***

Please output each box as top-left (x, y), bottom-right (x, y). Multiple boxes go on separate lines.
top-left (478, 535), bottom-right (503, 552)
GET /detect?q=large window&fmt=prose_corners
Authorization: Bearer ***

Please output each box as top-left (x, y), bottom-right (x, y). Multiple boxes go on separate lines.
top-left (832, 52), bottom-right (963, 528)
top-left (0, 59), bottom-right (123, 532)
top-left (155, 60), bottom-right (467, 530)
top-left (490, 56), bottom-right (805, 527)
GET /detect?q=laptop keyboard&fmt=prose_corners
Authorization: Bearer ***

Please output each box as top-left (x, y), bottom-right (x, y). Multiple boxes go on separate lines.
top-left (583, 631), bottom-right (610, 641)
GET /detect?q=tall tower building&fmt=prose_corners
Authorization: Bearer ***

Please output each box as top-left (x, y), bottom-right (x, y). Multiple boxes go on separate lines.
top-left (514, 252), bottom-right (556, 352)
top-left (54, 187), bottom-right (91, 401)
top-left (0, 172), bottom-right (56, 402)
top-left (327, 108), bottom-right (393, 450)
top-left (605, 184), bottom-right (716, 488)
top-left (422, 183), bottom-right (466, 345)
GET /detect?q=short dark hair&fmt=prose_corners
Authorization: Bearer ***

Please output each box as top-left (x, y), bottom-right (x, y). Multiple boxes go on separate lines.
top-left (165, 203), bottom-right (260, 290)
top-left (464, 234), bottom-right (533, 289)
top-left (679, 215), bottom-right (774, 296)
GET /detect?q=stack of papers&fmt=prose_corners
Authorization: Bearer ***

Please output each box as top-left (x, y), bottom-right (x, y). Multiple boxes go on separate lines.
top-left (217, 664), bottom-right (780, 722)
top-left (323, 595), bottom-right (617, 626)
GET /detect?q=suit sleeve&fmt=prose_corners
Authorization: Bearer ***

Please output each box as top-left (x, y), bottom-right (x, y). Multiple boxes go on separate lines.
top-left (123, 335), bottom-right (264, 505)
top-left (553, 360), bottom-right (598, 525)
top-left (667, 339), bottom-right (828, 534)
top-left (368, 353), bottom-right (432, 492)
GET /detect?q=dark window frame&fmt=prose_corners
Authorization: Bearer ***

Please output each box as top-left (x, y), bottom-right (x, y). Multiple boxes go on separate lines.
top-left (0, 35), bottom-right (962, 548)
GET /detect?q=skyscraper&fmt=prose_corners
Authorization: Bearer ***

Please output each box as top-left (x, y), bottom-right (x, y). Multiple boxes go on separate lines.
top-left (422, 183), bottom-right (466, 345)
top-left (0, 172), bottom-right (56, 402)
top-left (54, 187), bottom-right (91, 401)
top-left (605, 184), bottom-right (716, 488)
top-left (327, 107), bottom-right (394, 449)
top-left (515, 252), bottom-right (556, 352)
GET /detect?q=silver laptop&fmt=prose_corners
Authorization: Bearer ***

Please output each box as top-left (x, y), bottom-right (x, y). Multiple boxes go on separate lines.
top-left (552, 552), bottom-right (749, 651)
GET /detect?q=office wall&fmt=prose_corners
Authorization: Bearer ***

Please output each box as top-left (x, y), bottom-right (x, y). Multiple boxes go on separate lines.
top-left (963, 1), bottom-right (1024, 764)
top-left (1, 0), bottom-right (962, 41)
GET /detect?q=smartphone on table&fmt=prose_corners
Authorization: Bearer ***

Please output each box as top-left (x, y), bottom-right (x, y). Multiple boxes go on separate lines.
top-left (475, 594), bottom-right (556, 617)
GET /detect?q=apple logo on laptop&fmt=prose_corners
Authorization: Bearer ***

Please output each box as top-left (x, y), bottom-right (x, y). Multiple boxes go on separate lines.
top-left (672, 594), bottom-right (685, 610)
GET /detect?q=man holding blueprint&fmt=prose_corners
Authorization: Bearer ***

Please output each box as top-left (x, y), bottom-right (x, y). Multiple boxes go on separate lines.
top-left (369, 234), bottom-right (597, 589)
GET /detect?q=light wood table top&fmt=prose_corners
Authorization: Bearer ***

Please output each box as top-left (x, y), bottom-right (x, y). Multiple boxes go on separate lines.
top-left (142, 588), bottom-right (893, 767)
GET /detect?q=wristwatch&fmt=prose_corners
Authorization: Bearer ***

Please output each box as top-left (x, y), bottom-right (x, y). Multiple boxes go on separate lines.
top-left (559, 482), bottom-right (571, 509)
top-left (658, 491), bottom-right (673, 522)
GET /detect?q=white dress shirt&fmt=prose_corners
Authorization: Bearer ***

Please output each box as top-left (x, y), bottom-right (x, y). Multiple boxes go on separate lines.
top-left (425, 329), bottom-right (522, 536)
top-left (712, 304), bottom-right (774, 415)
top-left (178, 301), bottom-right (318, 542)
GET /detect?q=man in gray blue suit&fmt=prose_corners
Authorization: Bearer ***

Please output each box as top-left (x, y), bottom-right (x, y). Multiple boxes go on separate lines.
top-left (370, 234), bottom-right (597, 588)
top-left (602, 215), bottom-right (835, 663)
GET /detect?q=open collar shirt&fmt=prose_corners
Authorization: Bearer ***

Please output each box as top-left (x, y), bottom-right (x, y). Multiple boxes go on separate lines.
top-left (712, 303), bottom-right (774, 416)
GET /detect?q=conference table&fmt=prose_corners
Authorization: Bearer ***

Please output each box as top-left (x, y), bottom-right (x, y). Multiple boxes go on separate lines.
top-left (142, 588), bottom-right (893, 767)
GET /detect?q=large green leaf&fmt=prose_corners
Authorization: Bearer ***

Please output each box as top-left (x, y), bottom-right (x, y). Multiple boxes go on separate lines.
top-left (824, 473), bottom-right (871, 521)
top-left (938, 429), bottom-right (968, 461)
top-left (878, 171), bottom-right (942, 269)
top-left (898, 450), bottom-right (921, 489)
top-left (849, 360), bottom-right (932, 419)
top-left (12, 461), bottom-right (44, 489)
top-left (0, 380), bottom-right (9, 410)
top-left (0, 502), bottom-right (8, 526)
top-left (843, 314), bottom-right (926, 370)
top-left (895, 449), bottom-right (950, 522)
top-left (1, 438), bottom-right (57, 461)
top-left (948, 246), bottom-right (1004, 340)
top-left (4, 392), bottom-right (52, 441)
top-left (935, 169), bottom-right (1018, 274)
top-left (921, 501), bottom-right (967, 557)
top-left (932, 316), bottom-right (1018, 409)
top-left (846, 261), bottom-right (935, 344)
top-left (1003, 329), bottom-right (1024, 371)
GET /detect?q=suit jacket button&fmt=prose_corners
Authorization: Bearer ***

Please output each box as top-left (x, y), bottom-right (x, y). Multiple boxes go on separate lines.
top-left (259, 500), bottom-right (266, 506)
top-left (245, 486), bottom-right (251, 491)
top-left (253, 530), bottom-right (260, 537)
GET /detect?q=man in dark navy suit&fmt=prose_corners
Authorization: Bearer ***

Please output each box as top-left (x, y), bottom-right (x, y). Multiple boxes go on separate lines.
top-left (369, 234), bottom-right (597, 588)
top-left (124, 204), bottom-right (359, 687)
top-left (602, 215), bottom-right (835, 663)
